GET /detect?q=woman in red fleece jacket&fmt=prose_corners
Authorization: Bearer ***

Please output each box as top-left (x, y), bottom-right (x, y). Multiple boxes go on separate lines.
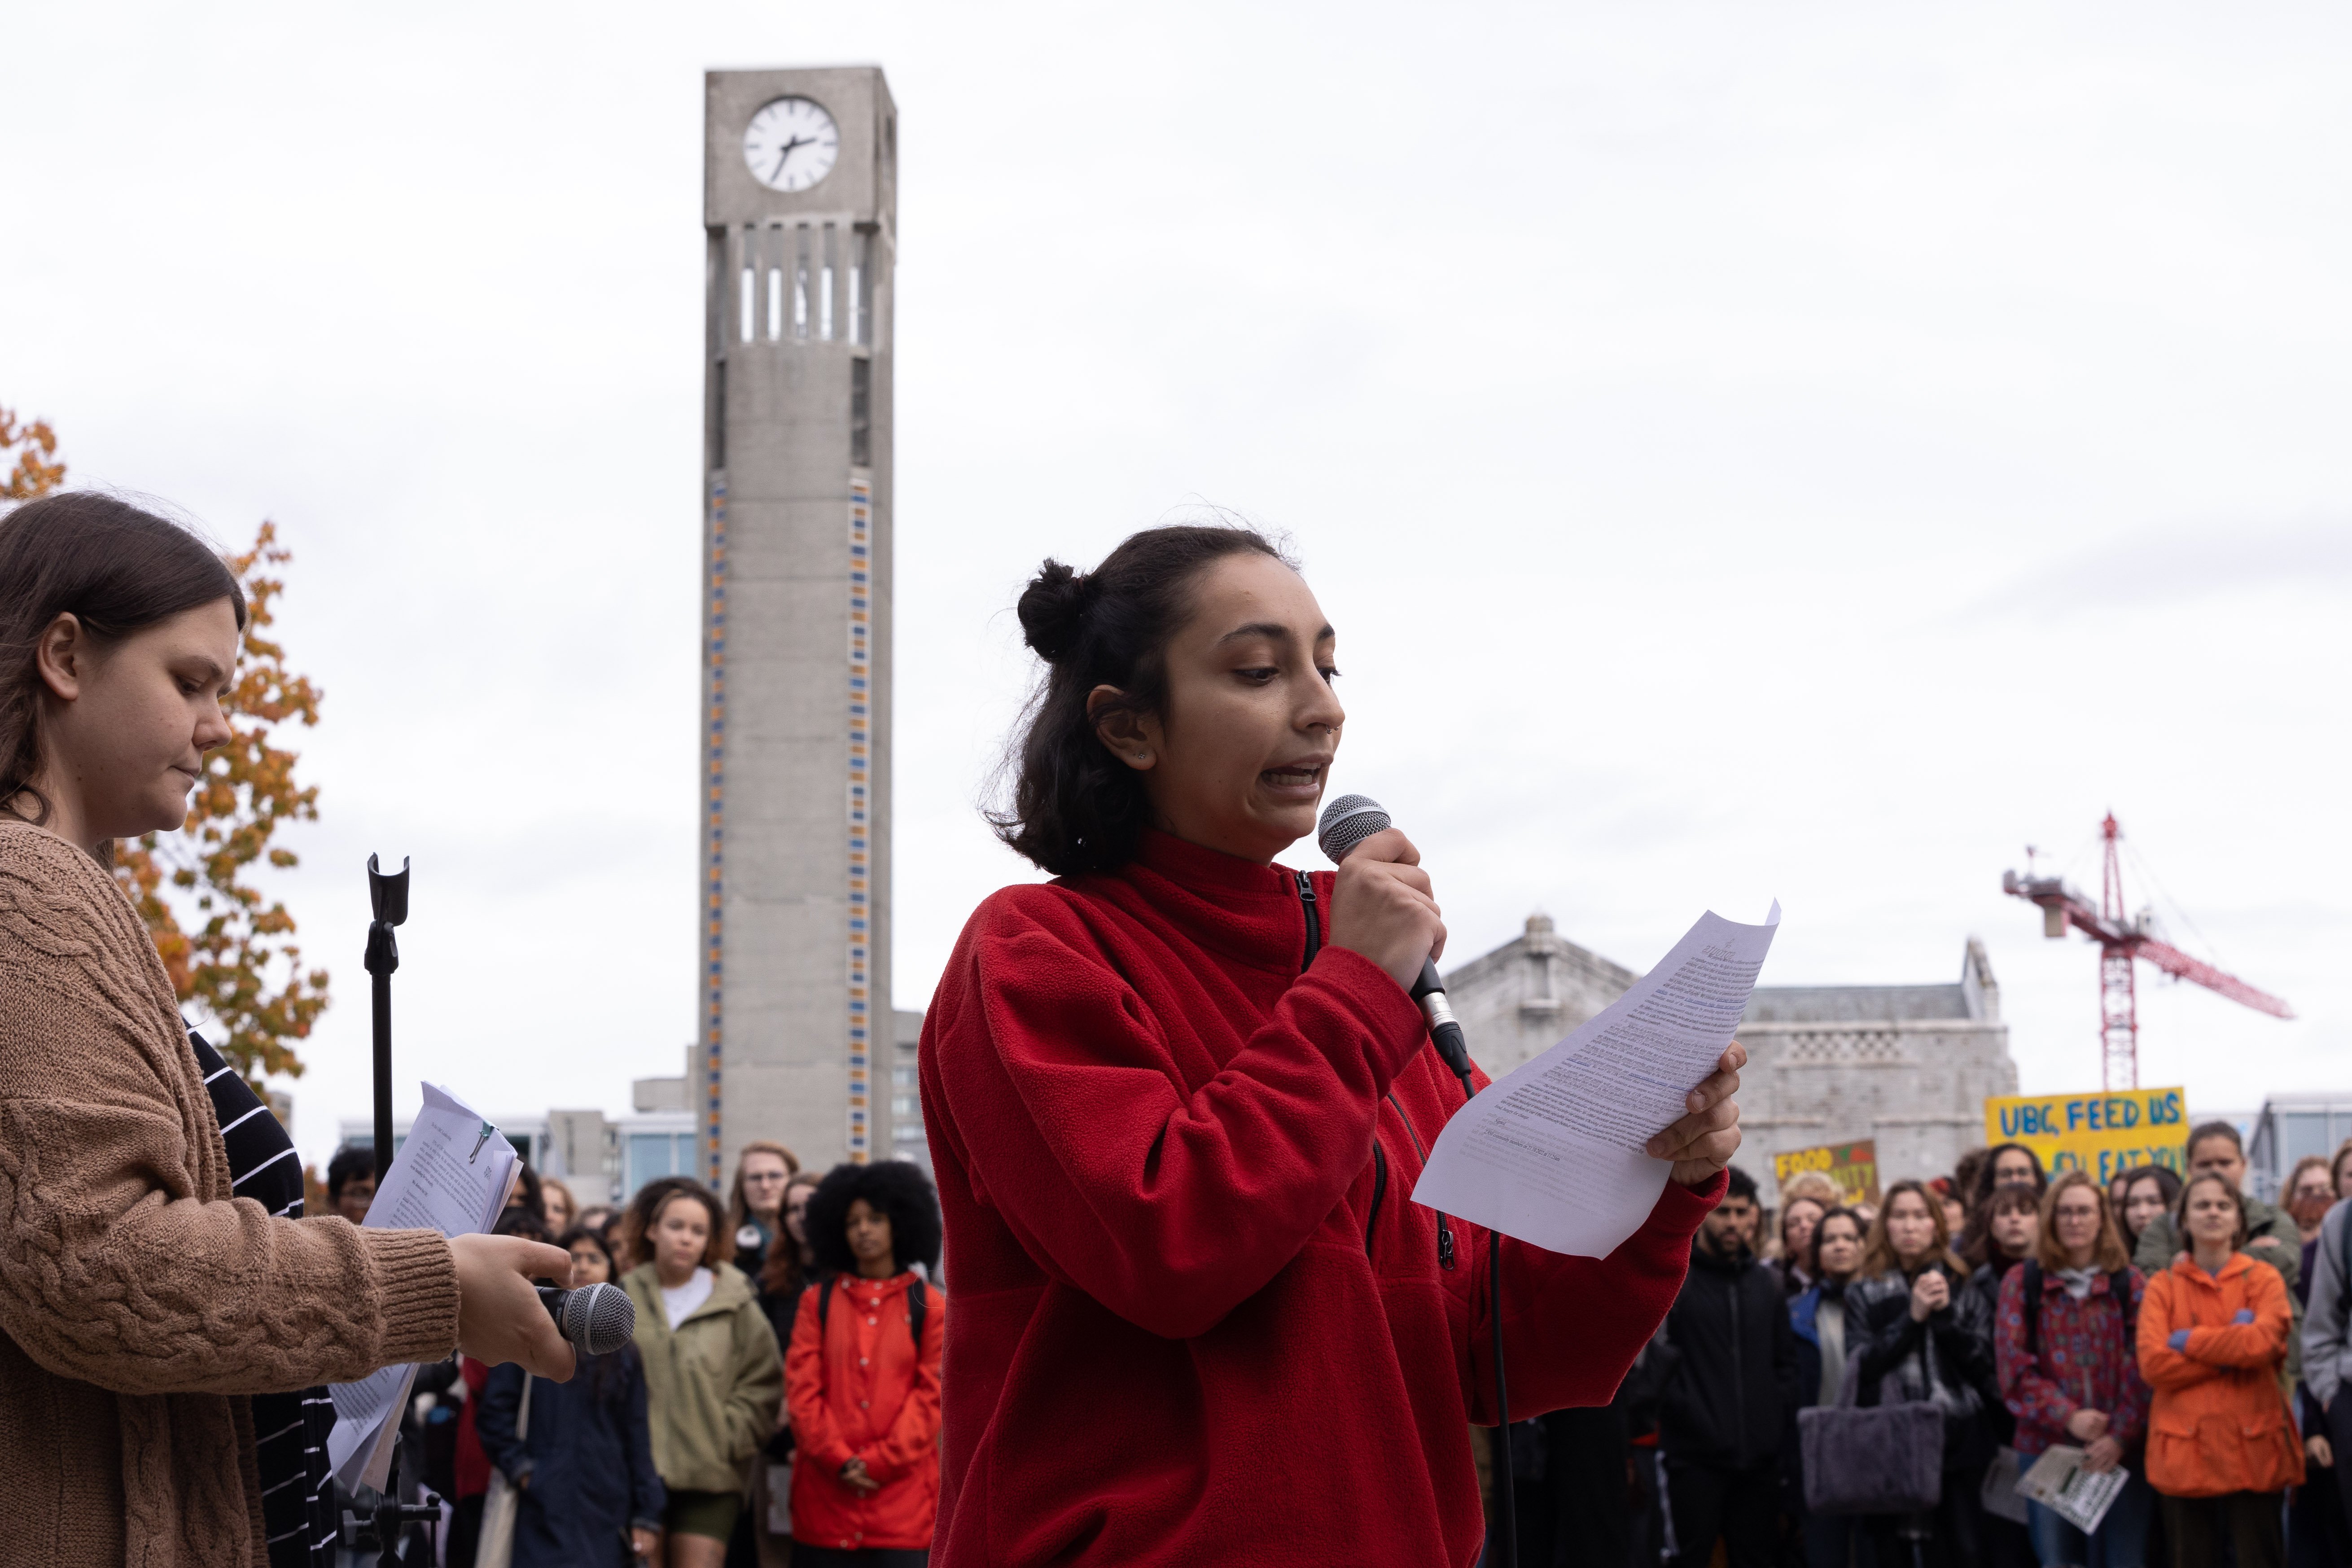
top-left (919, 525), bottom-right (1746, 1567)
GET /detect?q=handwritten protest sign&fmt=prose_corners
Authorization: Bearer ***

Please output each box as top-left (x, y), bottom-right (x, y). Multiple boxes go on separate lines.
top-left (1772, 1139), bottom-right (1880, 1207)
top-left (1983, 1086), bottom-right (2189, 1184)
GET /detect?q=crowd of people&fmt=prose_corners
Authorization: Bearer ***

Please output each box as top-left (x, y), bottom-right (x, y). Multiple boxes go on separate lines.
top-left (11, 498), bottom-right (2330, 1568)
top-left (335, 1144), bottom-right (947, 1568)
top-left (1496, 1123), bottom-right (2352, 1568)
top-left (369, 1114), bottom-right (2317, 1568)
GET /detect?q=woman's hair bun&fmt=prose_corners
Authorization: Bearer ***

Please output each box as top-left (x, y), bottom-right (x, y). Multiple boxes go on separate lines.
top-left (1015, 557), bottom-right (1098, 664)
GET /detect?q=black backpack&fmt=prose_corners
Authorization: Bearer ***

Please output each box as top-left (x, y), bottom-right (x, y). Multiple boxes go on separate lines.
top-left (2019, 1260), bottom-right (2137, 1363)
top-left (817, 1273), bottom-right (930, 1349)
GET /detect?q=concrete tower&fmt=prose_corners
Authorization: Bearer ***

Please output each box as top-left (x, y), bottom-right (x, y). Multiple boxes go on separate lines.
top-left (699, 68), bottom-right (897, 1185)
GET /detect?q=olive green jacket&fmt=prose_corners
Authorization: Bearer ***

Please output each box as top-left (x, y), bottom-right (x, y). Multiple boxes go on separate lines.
top-left (623, 1261), bottom-right (783, 1495)
top-left (2135, 1192), bottom-right (2304, 1387)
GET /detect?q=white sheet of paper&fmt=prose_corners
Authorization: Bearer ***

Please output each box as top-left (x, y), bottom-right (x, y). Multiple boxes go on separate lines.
top-left (2016, 1445), bottom-right (2128, 1535)
top-left (1411, 902), bottom-right (1780, 1258)
top-left (327, 1082), bottom-right (519, 1492)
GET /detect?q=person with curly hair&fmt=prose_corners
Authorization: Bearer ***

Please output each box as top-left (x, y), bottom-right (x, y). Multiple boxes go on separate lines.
top-left (785, 1161), bottom-right (946, 1566)
top-left (620, 1177), bottom-right (783, 1567)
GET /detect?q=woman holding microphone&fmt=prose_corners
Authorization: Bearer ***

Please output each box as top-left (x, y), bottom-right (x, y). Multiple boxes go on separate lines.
top-left (917, 525), bottom-right (1746, 1566)
top-left (0, 494), bottom-right (574, 1568)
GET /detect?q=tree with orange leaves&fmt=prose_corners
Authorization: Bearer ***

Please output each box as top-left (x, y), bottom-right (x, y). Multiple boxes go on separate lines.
top-left (116, 525), bottom-right (331, 1087)
top-left (1, 407), bottom-right (66, 500)
top-left (4, 405), bottom-right (330, 1090)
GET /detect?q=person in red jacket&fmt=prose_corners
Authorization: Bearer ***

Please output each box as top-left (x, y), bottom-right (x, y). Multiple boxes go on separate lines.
top-left (786, 1161), bottom-right (946, 1567)
top-left (920, 525), bottom-right (1748, 1567)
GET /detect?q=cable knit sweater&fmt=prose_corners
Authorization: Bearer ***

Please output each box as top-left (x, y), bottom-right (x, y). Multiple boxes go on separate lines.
top-left (0, 819), bottom-right (461, 1568)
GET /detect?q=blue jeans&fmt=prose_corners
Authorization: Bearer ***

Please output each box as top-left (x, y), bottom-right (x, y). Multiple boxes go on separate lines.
top-left (2020, 1451), bottom-right (2152, 1568)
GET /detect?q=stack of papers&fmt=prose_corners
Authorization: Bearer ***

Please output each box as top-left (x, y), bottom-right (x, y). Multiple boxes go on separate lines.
top-left (1412, 903), bottom-right (1780, 1258)
top-left (326, 1083), bottom-right (521, 1492)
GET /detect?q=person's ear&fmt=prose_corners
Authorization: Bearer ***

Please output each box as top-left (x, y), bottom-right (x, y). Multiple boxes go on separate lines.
top-left (33, 613), bottom-right (87, 702)
top-left (1088, 687), bottom-right (1161, 772)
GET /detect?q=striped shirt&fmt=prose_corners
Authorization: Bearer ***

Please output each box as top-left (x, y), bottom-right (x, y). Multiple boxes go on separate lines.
top-left (191, 1031), bottom-right (337, 1568)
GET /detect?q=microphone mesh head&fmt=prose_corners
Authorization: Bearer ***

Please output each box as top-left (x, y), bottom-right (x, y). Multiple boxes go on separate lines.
top-left (1317, 793), bottom-right (1391, 863)
top-left (574, 1282), bottom-right (637, 1357)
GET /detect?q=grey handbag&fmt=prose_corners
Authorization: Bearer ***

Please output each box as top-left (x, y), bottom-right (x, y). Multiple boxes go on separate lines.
top-left (1797, 1346), bottom-right (1945, 1516)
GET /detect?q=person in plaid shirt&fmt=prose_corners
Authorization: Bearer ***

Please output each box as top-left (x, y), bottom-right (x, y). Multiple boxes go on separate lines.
top-left (1994, 1171), bottom-right (2154, 1568)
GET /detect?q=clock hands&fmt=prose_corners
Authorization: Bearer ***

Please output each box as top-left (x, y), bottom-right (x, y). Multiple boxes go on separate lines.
top-left (770, 135), bottom-right (810, 182)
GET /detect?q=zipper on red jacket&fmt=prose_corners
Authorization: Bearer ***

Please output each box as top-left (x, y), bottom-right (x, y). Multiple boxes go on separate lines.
top-left (1294, 870), bottom-right (1321, 968)
top-left (1366, 1143), bottom-right (1387, 1254)
top-left (1387, 1093), bottom-right (1456, 1272)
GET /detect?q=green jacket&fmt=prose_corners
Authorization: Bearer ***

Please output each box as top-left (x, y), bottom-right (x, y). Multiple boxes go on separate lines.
top-left (623, 1261), bottom-right (784, 1495)
top-left (2135, 1191), bottom-right (2304, 1387)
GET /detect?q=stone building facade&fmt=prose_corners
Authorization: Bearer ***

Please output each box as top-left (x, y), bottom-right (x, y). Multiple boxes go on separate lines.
top-left (1443, 915), bottom-right (2017, 1194)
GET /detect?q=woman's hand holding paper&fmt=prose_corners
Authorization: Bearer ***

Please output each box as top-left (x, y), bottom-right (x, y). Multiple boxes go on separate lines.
top-left (1646, 1040), bottom-right (1746, 1189)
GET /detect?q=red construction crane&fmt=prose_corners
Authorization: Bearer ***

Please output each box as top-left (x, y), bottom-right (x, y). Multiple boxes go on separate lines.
top-left (2003, 814), bottom-right (2292, 1090)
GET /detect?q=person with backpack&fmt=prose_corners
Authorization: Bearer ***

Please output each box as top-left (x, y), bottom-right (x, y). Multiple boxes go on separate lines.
top-left (1993, 1171), bottom-right (2153, 1568)
top-left (2140, 1172), bottom-right (2302, 1568)
top-left (786, 1161), bottom-right (946, 1566)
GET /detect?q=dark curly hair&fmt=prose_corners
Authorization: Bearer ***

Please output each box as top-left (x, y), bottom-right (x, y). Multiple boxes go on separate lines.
top-left (805, 1161), bottom-right (943, 1277)
top-left (989, 523), bottom-right (1293, 876)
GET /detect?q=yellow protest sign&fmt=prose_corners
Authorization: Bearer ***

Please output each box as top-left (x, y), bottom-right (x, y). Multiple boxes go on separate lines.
top-left (1772, 1139), bottom-right (1880, 1207)
top-left (1982, 1086), bottom-right (2189, 1185)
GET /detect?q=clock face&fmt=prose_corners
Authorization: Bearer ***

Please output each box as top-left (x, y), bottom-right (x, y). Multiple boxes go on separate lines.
top-left (743, 97), bottom-right (840, 193)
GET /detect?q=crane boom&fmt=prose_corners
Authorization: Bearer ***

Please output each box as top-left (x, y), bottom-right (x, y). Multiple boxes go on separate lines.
top-left (2001, 813), bottom-right (2293, 1087)
top-left (2133, 936), bottom-right (2294, 1018)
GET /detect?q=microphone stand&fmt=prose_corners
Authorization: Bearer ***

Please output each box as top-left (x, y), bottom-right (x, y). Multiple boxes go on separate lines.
top-left (344, 855), bottom-right (441, 1566)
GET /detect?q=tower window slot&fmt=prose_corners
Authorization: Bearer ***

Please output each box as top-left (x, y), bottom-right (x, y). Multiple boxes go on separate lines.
top-left (820, 224), bottom-right (837, 341)
top-left (738, 226), bottom-right (754, 344)
top-left (794, 225), bottom-right (811, 338)
top-left (851, 356), bottom-right (872, 468)
top-left (853, 229), bottom-right (875, 348)
top-left (712, 359), bottom-right (727, 470)
top-left (767, 264), bottom-right (782, 341)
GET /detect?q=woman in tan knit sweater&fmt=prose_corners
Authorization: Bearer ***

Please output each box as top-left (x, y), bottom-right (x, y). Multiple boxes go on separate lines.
top-left (0, 493), bottom-right (577, 1568)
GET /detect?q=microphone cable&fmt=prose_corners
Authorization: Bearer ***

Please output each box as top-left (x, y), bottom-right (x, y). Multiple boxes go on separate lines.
top-left (1439, 1051), bottom-right (1515, 1568)
top-left (1317, 795), bottom-right (1515, 1568)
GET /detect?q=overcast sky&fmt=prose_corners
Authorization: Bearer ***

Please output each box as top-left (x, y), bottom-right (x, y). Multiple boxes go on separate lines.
top-left (5, 2), bottom-right (2348, 1177)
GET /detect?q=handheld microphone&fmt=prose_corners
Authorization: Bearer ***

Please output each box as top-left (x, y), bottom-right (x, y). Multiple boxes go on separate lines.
top-left (1316, 793), bottom-right (1475, 1085)
top-left (537, 1282), bottom-right (636, 1357)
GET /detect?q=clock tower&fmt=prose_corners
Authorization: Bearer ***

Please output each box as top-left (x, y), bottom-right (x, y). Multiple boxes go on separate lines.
top-left (698, 67), bottom-right (897, 1185)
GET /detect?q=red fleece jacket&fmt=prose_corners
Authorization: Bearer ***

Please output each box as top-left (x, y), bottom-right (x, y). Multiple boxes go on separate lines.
top-left (919, 831), bottom-right (1721, 1567)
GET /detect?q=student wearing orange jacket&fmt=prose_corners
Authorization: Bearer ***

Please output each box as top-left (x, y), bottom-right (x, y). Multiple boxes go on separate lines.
top-left (786, 1162), bottom-right (946, 1567)
top-left (2137, 1171), bottom-right (2304, 1568)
